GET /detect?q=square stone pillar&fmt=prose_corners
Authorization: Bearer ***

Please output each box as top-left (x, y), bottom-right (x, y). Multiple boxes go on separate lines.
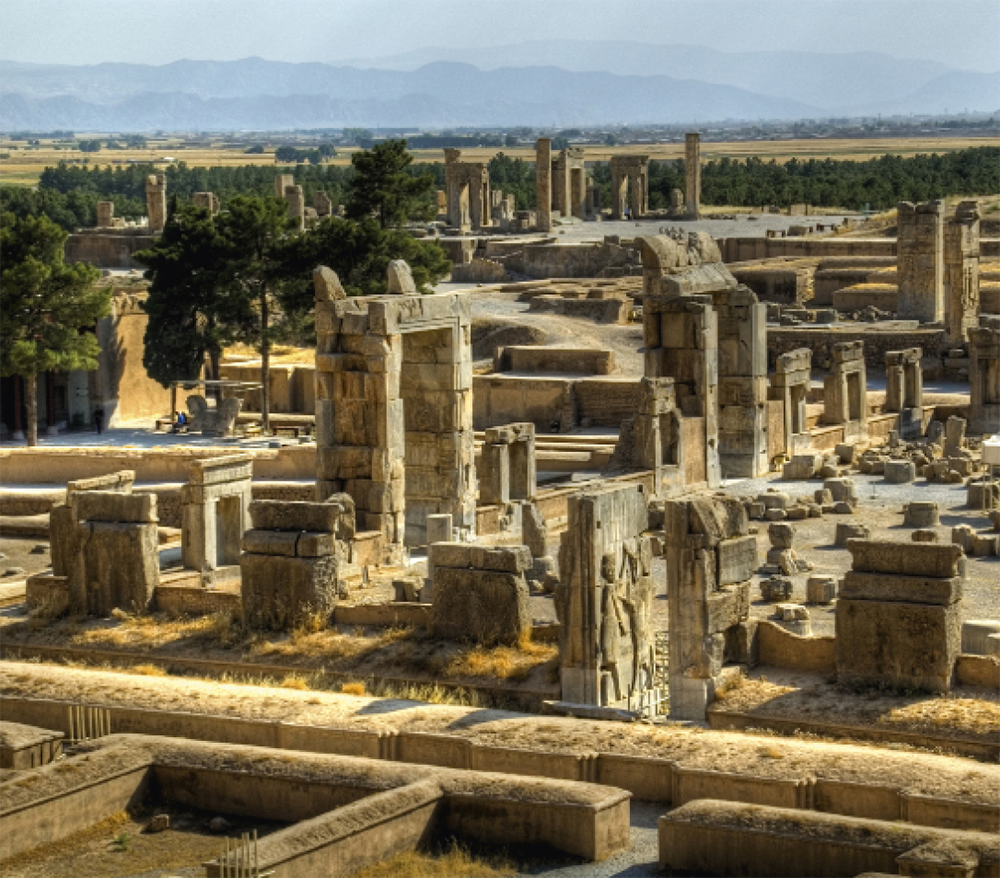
top-left (885, 348), bottom-right (923, 440)
top-left (944, 200), bottom-right (981, 345)
top-left (969, 317), bottom-right (1000, 435)
top-left (145, 174), bottom-right (166, 234)
top-left (897, 200), bottom-right (945, 323)
top-left (535, 138), bottom-right (552, 232)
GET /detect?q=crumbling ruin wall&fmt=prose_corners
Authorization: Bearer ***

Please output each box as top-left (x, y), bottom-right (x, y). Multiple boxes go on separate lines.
top-left (610, 156), bottom-right (649, 220)
top-left (897, 200), bottom-right (945, 323)
top-left (944, 200), bottom-right (981, 345)
top-left (768, 348), bottom-right (812, 459)
top-left (664, 496), bottom-right (755, 720)
top-left (884, 348), bottom-right (923, 440)
top-left (556, 484), bottom-right (656, 709)
top-left (313, 271), bottom-right (476, 554)
top-left (822, 341), bottom-right (868, 443)
top-left (969, 316), bottom-right (1000, 435)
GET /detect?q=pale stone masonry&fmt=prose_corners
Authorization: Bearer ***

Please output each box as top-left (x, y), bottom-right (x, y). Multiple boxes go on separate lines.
top-left (897, 200), bottom-right (945, 323)
top-left (610, 155), bottom-right (649, 220)
top-left (556, 483), bottom-right (656, 709)
top-left (969, 315), bottom-right (1000, 435)
top-left (664, 496), bottom-right (756, 720)
top-left (884, 348), bottom-right (923, 440)
top-left (685, 132), bottom-right (701, 220)
top-left (192, 192), bottom-right (220, 215)
top-left (181, 454), bottom-right (253, 579)
top-left (823, 341), bottom-right (868, 443)
top-left (479, 422), bottom-right (536, 506)
top-left (769, 348), bottom-right (812, 458)
top-left (444, 148), bottom-right (490, 230)
top-left (836, 539), bottom-right (963, 692)
top-left (313, 266), bottom-right (476, 556)
top-left (944, 200), bottom-right (981, 345)
top-left (145, 174), bottom-right (166, 234)
top-left (535, 138), bottom-right (552, 232)
top-left (240, 499), bottom-right (354, 629)
top-left (553, 147), bottom-right (587, 220)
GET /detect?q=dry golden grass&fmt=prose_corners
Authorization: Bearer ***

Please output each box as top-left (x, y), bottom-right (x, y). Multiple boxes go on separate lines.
top-left (353, 842), bottom-right (515, 878)
top-left (341, 681), bottom-right (367, 696)
top-left (443, 636), bottom-right (557, 683)
top-left (130, 664), bottom-right (166, 677)
top-left (279, 674), bottom-right (310, 691)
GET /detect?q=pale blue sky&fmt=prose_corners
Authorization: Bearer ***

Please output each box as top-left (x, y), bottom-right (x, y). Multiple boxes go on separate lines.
top-left (2, 0), bottom-right (997, 71)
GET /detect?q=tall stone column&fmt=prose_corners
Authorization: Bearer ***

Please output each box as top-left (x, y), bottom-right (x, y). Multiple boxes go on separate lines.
top-left (685, 133), bottom-right (701, 220)
top-left (535, 138), bottom-right (552, 232)
top-left (285, 185), bottom-right (305, 230)
top-left (897, 200), bottom-right (945, 323)
top-left (944, 200), bottom-right (981, 345)
top-left (145, 174), bottom-right (166, 234)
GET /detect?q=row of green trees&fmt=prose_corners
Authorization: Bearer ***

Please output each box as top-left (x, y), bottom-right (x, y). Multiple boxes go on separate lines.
top-left (9, 146), bottom-right (995, 230)
top-left (136, 141), bottom-right (451, 430)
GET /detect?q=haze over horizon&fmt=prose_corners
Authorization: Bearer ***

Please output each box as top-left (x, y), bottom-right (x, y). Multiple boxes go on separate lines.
top-left (2, 0), bottom-right (998, 73)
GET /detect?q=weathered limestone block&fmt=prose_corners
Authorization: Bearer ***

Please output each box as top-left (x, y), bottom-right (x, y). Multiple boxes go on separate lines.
top-left (386, 260), bottom-right (418, 295)
top-left (823, 478), bottom-right (857, 506)
top-left (944, 416), bottom-right (967, 454)
top-left (426, 513), bottom-right (453, 545)
top-left (806, 576), bottom-right (837, 604)
top-left (768, 522), bottom-right (795, 550)
top-left (833, 522), bottom-right (868, 548)
top-left (313, 266), bottom-right (346, 301)
top-left (775, 603), bottom-right (811, 636)
top-left (912, 529), bottom-right (938, 542)
top-left (961, 619), bottom-right (1000, 655)
top-left (428, 542), bottom-right (530, 574)
top-left (903, 501), bottom-right (940, 528)
top-left (241, 553), bottom-right (341, 629)
top-left (848, 539), bottom-right (962, 578)
top-left (836, 598), bottom-right (959, 691)
top-left (249, 500), bottom-right (347, 534)
top-left (782, 454), bottom-right (821, 481)
top-left (74, 520), bottom-right (159, 615)
top-left (840, 570), bottom-right (962, 605)
top-left (885, 460), bottom-right (916, 484)
top-left (431, 567), bottom-right (530, 646)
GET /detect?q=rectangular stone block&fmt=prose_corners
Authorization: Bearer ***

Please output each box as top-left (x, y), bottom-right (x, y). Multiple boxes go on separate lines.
top-left (428, 542), bottom-right (531, 573)
top-left (705, 582), bottom-right (750, 633)
top-left (73, 491), bottom-right (157, 523)
top-left (248, 500), bottom-right (343, 533)
top-left (716, 536), bottom-right (757, 586)
top-left (241, 553), bottom-right (340, 629)
top-left (839, 570), bottom-right (962, 606)
top-left (66, 470), bottom-right (135, 493)
top-left (242, 529), bottom-right (337, 557)
top-left (77, 521), bottom-right (159, 615)
top-left (431, 567), bottom-right (529, 646)
top-left (317, 446), bottom-right (372, 481)
top-left (835, 598), bottom-right (960, 692)
top-left (847, 539), bottom-right (963, 578)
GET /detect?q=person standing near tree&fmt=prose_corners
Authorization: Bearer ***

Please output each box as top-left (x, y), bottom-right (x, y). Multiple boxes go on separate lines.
top-left (93, 405), bottom-right (104, 435)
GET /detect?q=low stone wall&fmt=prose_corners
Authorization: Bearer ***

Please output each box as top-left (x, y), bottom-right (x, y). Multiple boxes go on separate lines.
top-left (472, 375), bottom-right (641, 431)
top-left (527, 294), bottom-right (630, 324)
top-left (767, 327), bottom-right (945, 371)
top-left (719, 237), bottom-right (896, 264)
top-left (658, 799), bottom-right (1000, 878)
top-left (64, 230), bottom-right (156, 269)
top-left (496, 346), bottom-right (615, 376)
top-left (956, 653), bottom-right (1000, 689)
top-left (757, 621), bottom-right (836, 673)
top-left (730, 266), bottom-right (811, 304)
top-left (832, 284), bottom-right (899, 312)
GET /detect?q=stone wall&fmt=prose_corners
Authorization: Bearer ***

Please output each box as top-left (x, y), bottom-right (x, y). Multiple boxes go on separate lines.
top-left (64, 230), bottom-right (156, 269)
top-left (766, 327), bottom-right (945, 371)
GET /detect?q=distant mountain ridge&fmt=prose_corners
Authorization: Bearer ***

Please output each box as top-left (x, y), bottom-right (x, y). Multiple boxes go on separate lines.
top-left (0, 47), bottom-right (996, 132)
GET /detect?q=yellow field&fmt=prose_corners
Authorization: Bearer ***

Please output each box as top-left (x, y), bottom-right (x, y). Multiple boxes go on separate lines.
top-left (1, 135), bottom-right (994, 188)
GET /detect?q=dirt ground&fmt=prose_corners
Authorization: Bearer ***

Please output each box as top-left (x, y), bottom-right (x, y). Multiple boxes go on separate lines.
top-left (0, 537), bottom-right (51, 583)
top-left (0, 807), bottom-right (286, 878)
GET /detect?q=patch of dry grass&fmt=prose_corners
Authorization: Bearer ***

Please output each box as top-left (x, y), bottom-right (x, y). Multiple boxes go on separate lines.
top-left (354, 842), bottom-right (515, 878)
top-left (443, 635), bottom-right (557, 683)
top-left (279, 674), bottom-right (310, 691)
top-left (130, 664), bottom-right (166, 677)
top-left (341, 681), bottom-right (366, 696)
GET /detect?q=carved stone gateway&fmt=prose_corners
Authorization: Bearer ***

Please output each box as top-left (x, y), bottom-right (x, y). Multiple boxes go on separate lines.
top-left (884, 348), bottom-right (923, 440)
top-left (314, 277), bottom-right (476, 556)
top-left (181, 454), bottom-right (253, 578)
top-left (479, 422), bottom-right (536, 506)
top-left (823, 341), bottom-right (868, 443)
top-left (769, 348), bottom-right (812, 458)
top-left (444, 149), bottom-right (490, 230)
top-left (609, 155), bottom-right (649, 220)
top-left (556, 484), bottom-right (656, 710)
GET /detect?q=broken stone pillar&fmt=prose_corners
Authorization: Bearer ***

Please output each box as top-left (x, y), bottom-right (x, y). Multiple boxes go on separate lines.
top-left (642, 293), bottom-right (721, 488)
top-left (285, 185), bottom-right (305, 230)
top-left (273, 173), bottom-right (294, 199)
top-left (823, 341), bottom-right (868, 443)
top-left (556, 484), bottom-right (656, 710)
top-left (968, 316), bottom-right (1000, 435)
top-left (884, 348), bottom-right (924, 440)
top-left (944, 200), bottom-right (980, 345)
top-left (181, 454), bottom-right (253, 580)
top-left (192, 192), bottom-right (220, 215)
top-left (313, 190), bottom-right (332, 217)
top-left (479, 422), bottom-right (536, 507)
top-left (313, 282), bottom-right (476, 557)
top-left (241, 499), bottom-right (353, 629)
top-left (67, 490), bottom-right (159, 616)
top-left (386, 260), bottom-right (417, 295)
top-left (897, 200), bottom-right (945, 323)
top-left (145, 174), bottom-right (166, 234)
top-left (664, 496), bottom-right (756, 720)
top-left (712, 285), bottom-right (768, 478)
top-left (769, 348), bottom-right (812, 458)
top-left (429, 543), bottom-right (531, 645)
top-left (535, 138), bottom-right (552, 232)
top-left (684, 132), bottom-right (701, 220)
top-left (669, 188), bottom-right (683, 217)
top-left (96, 201), bottom-right (114, 228)
top-left (836, 539), bottom-right (963, 692)
top-left (313, 266), bottom-right (346, 301)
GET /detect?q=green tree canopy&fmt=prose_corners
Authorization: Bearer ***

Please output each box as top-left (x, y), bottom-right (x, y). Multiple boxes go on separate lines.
top-left (0, 211), bottom-right (107, 445)
top-left (346, 139), bottom-right (435, 228)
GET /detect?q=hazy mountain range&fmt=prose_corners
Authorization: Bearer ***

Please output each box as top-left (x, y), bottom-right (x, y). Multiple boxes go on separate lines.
top-left (1, 42), bottom-right (996, 131)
